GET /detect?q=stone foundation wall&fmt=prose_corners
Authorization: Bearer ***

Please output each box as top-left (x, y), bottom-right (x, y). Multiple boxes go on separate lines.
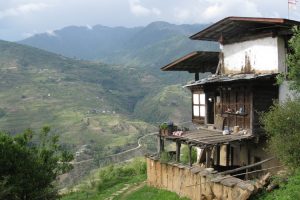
top-left (147, 157), bottom-right (255, 200)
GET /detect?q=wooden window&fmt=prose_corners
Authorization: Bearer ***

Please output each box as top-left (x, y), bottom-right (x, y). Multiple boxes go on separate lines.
top-left (193, 92), bottom-right (206, 118)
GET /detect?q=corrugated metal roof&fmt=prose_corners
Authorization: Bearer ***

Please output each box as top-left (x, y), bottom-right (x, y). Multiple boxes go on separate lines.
top-left (161, 51), bottom-right (219, 73)
top-left (184, 73), bottom-right (277, 87)
top-left (190, 16), bottom-right (300, 44)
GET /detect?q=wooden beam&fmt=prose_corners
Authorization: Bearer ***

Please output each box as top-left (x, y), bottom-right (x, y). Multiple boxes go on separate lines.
top-left (161, 138), bottom-right (165, 152)
top-left (216, 145), bottom-right (220, 165)
top-left (206, 148), bottom-right (212, 167)
top-left (188, 145), bottom-right (193, 167)
top-left (219, 157), bottom-right (275, 175)
top-left (176, 141), bottom-right (181, 162)
top-left (157, 135), bottom-right (161, 154)
top-left (195, 72), bottom-right (199, 81)
top-left (226, 144), bottom-right (230, 166)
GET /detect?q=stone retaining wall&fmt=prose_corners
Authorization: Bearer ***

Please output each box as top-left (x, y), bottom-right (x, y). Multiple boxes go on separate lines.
top-left (147, 157), bottom-right (256, 200)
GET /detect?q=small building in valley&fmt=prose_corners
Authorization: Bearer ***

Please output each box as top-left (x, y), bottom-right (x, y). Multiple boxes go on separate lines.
top-left (146, 17), bottom-right (300, 200)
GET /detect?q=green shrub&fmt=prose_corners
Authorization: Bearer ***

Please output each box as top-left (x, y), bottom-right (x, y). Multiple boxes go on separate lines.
top-left (255, 170), bottom-right (300, 200)
top-left (160, 151), bottom-right (172, 163)
top-left (260, 100), bottom-right (300, 170)
top-left (97, 158), bottom-right (146, 192)
top-left (181, 145), bottom-right (197, 165)
top-left (0, 127), bottom-right (73, 200)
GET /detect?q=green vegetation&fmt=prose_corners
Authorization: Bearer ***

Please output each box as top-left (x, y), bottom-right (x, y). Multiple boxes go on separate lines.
top-left (134, 85), bottom-right (191, 123)
top-left (97, 159), bottom-right (146, 192)
top-left (61, 158), bottom-right (147, 200)
top-left (0, 40), bottom-right (158, 155)
top-left (118, 185), bottom-right (190, 200)
top-left (254, 170), bottom-right (300, 200)
top-left (160, 151), bottom-right (172, 163)
top-left (261, 26), bottom-right (300, 170)
top-left (260, 100), bottom-right (300, 169)
top-left (180, 145), bottom-right (197, 165)
top-left (257, 26), bottom-right (300, 199)
top-left (0, 127), bottom-right (73, 200)
top-left (286, 26), bottom-right (300, 90)
top-left (62, 158), bottom-right (190, 200)
top-left (20, 22), bottom-right (218, 72)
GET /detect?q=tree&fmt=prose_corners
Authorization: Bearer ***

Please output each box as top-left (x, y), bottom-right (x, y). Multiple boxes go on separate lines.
top-left (261, 26), bottom-right (300, 170)
top-left (0, 127), bottom-right (73, 200)
top-left (261, 100), bottom-right (300, 169)
top-left (286, 26), bottom-right (300, 90)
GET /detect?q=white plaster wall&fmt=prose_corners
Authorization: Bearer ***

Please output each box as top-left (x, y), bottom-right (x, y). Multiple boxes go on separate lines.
top-left (279, 81), bottom-right (299, 103)
top-left (223, 37), bottom-right (284, 73)
top-left (277, 37), bottom-right (287, 73)
top-left (196, 147), bottom-right (203, 163)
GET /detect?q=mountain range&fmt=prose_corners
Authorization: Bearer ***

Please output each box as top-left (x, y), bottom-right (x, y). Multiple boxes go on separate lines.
top-left (1, 21), bottom-right (218, 158)
top-left (19, 21), bottom-right (218, 72)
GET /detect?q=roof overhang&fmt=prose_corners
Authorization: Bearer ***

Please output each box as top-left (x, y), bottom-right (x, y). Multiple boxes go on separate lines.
top-left (190, 17), bottom-right (300, 44)
top-left (164, 128), bottom-right (253, 148)
top-left (184, 73), bottom-right (277, 88)
top-left (161, 51), bottom-right (219, 73)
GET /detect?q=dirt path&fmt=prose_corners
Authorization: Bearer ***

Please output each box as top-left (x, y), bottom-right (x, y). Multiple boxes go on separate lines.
top-left (104, 181), bottom-right (146, 200)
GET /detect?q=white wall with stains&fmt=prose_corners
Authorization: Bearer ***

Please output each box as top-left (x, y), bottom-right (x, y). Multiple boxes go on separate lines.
top-left (223, 37), bottom-right (286, 74)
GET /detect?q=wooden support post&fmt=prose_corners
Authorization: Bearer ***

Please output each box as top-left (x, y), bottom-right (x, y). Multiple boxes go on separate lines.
top-left (157, 135), bottom-right (161, 154)
top-left (206, 148), bottom-right (212, 168)
top-left (157, 136), bottom-right (165, 154)
top-left (245, 168), bottom-right (249, 180)
top-left (195, 72), bottom-right (199, 81)
top-left (216, 145), bottom-right (220, 166)
top-left (176, 141), bottom-right (181, 162)
top-left (188, 145), bottom-right (193, 167)
top-left (226, 144), bottom-right (230, 166)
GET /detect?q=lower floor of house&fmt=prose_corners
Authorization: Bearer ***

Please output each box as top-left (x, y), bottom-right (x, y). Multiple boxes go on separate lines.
top-left (157, 127), bottom-right (282, 179)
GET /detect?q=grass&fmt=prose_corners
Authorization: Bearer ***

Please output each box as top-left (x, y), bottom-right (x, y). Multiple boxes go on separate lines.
top-left (116, 185), bottom-right (190, 200)
top-left (61, 158), bottom-right (147, 200)
top-left (61, 158), bottom-right (190, 200)
top-left (253, 170), bottom-right (300, 200)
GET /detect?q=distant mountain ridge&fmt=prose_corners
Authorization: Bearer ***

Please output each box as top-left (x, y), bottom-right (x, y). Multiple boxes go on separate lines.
top-left (19, 21), bottom-right (219, 69)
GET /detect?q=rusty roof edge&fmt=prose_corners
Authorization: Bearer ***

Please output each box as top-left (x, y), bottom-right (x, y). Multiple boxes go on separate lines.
top-left (190, 16), bottom-right (300, 41)
top-left (190, 16), bottom-right (231, 40)
top-left (160, 51), bottom-right (219, 71)
top-left (161, 51), bottom-right (199, 71)
top-left (183, 73), bottom-right (278, 88)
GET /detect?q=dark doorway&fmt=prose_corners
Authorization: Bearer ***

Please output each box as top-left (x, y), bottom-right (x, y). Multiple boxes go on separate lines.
top-left (207, 95), bottom-right (215, 124)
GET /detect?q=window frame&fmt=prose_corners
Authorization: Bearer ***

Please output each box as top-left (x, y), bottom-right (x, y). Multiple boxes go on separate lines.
top-left (192, 91), bottom-right (206, 123)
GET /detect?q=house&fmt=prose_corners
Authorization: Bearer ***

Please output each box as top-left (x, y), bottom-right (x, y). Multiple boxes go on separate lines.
top-left (146, 17), bottom-right (300, 200)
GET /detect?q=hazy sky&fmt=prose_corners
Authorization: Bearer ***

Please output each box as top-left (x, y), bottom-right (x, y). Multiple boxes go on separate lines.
top-left (0, 0), bottom-right (300, 41)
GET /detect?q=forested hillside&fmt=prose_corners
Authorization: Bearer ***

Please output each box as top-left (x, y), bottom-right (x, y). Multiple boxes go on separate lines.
top-left (19, 21), bottom-right (218, 73)
top-left (0, 40), bottom-right (156, 154)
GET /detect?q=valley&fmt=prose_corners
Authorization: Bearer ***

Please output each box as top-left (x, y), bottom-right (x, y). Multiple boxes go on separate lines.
top-left (0, 21), bottom-right (217, 190)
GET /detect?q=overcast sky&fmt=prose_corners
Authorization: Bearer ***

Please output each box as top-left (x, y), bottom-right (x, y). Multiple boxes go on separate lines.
top-left (0, 0), bottom-right (300, 41)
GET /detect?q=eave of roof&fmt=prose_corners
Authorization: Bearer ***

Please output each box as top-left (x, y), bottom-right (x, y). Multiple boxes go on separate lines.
top-left (190, 16), bottom-right (300, 44)
top-left (164, 128), bottom-right (253, 147)
top-left (184, 73), bottom-right (277, 88)
top-left (161, 51), bottom-right (219, 73)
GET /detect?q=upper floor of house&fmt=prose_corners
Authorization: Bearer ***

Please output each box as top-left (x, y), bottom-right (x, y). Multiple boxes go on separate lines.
top-left (162, 17), bottom-right (300, 77)
top-left (161, 17), bottom-right (300, 135)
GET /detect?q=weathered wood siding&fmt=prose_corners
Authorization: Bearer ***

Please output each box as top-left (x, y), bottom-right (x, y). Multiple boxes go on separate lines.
top-left (252, 84), bottom-right (278, 135)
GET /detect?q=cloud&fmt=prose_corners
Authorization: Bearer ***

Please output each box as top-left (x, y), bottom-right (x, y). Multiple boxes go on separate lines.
top-left (86, 24), bottom-right (93, 30)
top-left (173, 0), bottom-right (262, 23)
top-left (129, 0), bottom-right (161, 16)
top-left (202, 0), bottom-right (262, 21)
top-left (46, 30), bottom-right (57, 37)
top-left (0, 3), bottom-right (49, 19)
